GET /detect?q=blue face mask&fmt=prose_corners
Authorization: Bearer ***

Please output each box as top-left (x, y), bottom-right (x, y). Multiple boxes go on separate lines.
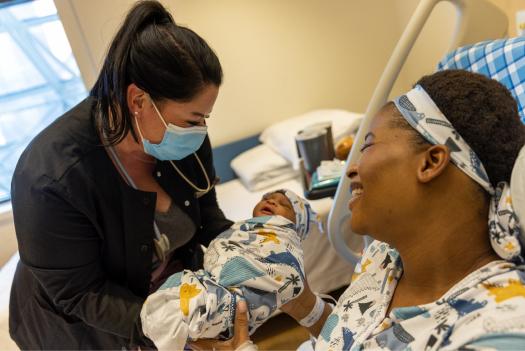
top-left (135, 98), bottom-right (208, 161)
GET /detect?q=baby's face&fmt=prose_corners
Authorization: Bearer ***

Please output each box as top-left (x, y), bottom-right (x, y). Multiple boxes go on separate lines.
top-left (253, 192), bottom-right (296, 223)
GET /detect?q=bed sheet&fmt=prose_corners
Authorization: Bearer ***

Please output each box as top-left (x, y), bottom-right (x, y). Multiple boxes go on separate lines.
top-left (215, 178), bottom-right (354, 294)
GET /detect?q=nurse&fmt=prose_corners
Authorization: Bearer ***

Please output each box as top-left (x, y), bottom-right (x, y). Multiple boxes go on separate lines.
top-left (9, 0), bottom-right (232, 349)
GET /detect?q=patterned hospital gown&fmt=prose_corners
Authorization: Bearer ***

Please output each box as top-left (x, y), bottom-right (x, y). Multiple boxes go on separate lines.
top-left (316, 240), bottom-right (525, 350)
top-left (140, 215), bottom-right (306, 350)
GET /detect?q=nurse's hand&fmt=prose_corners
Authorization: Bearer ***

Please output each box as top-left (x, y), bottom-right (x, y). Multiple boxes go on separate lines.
top-left (189, 299), bottom-right (255, 351)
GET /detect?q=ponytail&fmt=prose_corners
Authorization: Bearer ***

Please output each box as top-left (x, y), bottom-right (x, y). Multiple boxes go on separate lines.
top-left (91, 0), bottom-right (222, 145)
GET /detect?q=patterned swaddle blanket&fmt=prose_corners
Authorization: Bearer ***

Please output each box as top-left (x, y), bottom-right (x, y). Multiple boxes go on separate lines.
top-left (140, 215), bottom-right (306, 350)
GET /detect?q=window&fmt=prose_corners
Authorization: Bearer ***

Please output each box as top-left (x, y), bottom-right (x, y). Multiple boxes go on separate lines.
top-left (0, 0), bottom-right (87, 202)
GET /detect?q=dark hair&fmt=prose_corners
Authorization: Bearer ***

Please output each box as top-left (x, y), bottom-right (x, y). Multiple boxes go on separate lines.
top-left (91, 0), bottom-right (223, 145)
top-left (391, 69), bottom-right (525, 187)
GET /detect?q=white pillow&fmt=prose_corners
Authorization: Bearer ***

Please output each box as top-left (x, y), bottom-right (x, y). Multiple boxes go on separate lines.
top-left (259, 109), bottom-right (362, 169)
top-left (230, 144), bottom-right (297, 191)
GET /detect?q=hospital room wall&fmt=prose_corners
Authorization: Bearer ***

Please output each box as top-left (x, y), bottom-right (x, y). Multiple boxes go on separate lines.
top-left (55, 0), bottom-right (518, 147)
top-left (54, 0), bottom-right (425, 146)
top-left (495, 0), bottom-right (522, 37)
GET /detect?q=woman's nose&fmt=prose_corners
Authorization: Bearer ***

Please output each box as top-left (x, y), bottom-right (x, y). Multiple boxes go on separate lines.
top-left (347, 163), bottom-right (358, 179)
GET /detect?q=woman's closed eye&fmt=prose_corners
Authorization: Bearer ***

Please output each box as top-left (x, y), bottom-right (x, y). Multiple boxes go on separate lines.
top-left (360, 143), bottom-right (373, 152)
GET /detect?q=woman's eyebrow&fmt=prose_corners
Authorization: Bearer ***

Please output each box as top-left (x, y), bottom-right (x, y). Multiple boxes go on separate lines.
top-left (364, 132), bottom-right (375, 141)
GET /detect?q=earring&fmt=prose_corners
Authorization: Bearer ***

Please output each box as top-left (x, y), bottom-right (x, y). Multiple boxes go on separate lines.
top-left (134, 111), bottom-right (138, 116)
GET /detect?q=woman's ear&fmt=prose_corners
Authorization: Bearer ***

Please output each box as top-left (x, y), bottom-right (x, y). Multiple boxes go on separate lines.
top-left (417, 145), bottom-right (451, 183)
top-left (126, 83), bottom-right (146, 115)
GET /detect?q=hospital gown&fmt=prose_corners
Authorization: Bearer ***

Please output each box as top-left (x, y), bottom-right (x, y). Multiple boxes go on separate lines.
top-left (140, 215), bottom-right (306, 350)
top-left (316, 240), bottom-right (525, 350)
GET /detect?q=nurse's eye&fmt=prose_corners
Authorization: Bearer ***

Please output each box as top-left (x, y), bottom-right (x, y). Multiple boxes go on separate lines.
top-left (187, 120), bottom-right (201, 126)
top-left (360, 143), bottom-right (373, 152)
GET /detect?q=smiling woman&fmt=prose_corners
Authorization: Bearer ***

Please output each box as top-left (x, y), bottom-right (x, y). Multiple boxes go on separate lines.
top-left (314, 69), bottom-right (525, 350)
top-left (346, 103), bottom-right (434, 242)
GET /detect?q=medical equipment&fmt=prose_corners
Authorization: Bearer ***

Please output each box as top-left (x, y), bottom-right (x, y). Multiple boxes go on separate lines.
top-left (328, 0), bottom-right (509, 265)
top-left (135, 103), bottom-right (209, 162)
top-left (168, 156), bottom-right (215, 199)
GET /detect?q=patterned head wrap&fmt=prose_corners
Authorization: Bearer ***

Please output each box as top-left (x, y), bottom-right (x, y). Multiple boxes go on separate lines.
top-left (394, 85), bottom-right (525, 262)
top-left (266, 189), bottom-right (323, 240)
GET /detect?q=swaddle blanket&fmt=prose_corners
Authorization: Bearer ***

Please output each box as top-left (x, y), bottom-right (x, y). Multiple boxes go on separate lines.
top-left (141, 215), bottom-right (306, 350)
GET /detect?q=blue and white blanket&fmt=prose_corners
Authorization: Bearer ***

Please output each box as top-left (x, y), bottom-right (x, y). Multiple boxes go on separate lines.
top-left (141, 215), bottom-right (306, 350)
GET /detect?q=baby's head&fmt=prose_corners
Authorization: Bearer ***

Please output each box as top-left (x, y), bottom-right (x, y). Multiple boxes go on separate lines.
top-left (253, 190), bottom-right (295, 222)
top-left (253, 189), bottom-right (322, 240)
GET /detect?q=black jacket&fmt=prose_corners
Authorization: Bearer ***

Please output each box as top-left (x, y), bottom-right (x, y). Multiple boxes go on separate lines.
top-left (9, 98), bottom-right (233, 349)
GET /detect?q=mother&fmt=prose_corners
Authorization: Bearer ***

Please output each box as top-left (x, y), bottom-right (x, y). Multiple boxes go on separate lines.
top-left (9, 1), bottom-right (232, 349)
top-left (204, 70), bottom-right (525, 350)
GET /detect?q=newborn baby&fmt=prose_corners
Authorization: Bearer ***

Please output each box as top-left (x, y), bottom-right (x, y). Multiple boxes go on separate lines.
top-left (141, 189), bottom-right (321, 350)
